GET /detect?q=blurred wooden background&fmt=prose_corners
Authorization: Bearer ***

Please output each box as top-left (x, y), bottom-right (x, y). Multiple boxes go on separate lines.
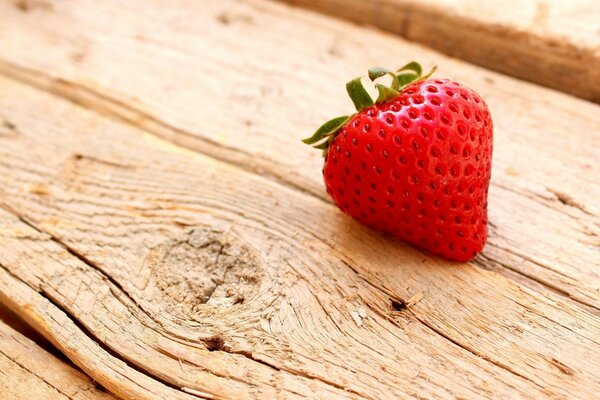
top-left (282, 0), bottom-right (600, 101)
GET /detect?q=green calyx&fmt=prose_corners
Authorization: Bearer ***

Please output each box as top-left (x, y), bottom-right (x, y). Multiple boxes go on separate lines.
top-left (303, 61), bottom-right (437, 156)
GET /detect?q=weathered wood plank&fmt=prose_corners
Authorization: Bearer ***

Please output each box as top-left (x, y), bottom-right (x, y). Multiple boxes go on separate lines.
top-left (0, 0), bottom-right (597, 312)
top-left (279, 0), bottom-right (600, 101)
top-left (0, 311), bottom-right (116, 400)
top-left (0, 268), bottom-right (213, 400)
top-left (0, 303), bottom-right (47, 345)
top-left (1, 74), bottom-right (600, 399)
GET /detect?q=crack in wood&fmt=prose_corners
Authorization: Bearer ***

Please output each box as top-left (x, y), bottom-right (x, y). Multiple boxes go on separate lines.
top-left (0, 58), bottom-right (326, 203)
top-left (546, 186), bottom-right (596, 217)
top-left (487, 242), bottom-right (574, 282)
top-left (0, 262), bottom-right (210, 399)
top-left (2, 203), bottom-right (169, 328)
top-left (493, 180), bottom-right (598, 220)
top-left (409, 311), bottom-right (547, 390)
top-left (503, 295), bottom-right (600, 348)
top-left (0, 204), bottom-right (376, 398)
top-left (475, 252), bottom-right (600, 316)
top-left (0, 202), bottom-right (253, 343)
top-left (151, 343), bottom-right (259, 390)
top-left (0, 203), bottom-right (237, 356)
top-left (0, 344), bottom-right (92, 400)
top-left (0, 30), bottom-right (598, 395)
top-left (71, 153), bottom-right (137, 170)
top-left (0, 354), bottom-right (71, 399)
top-left (338, 258), bottom-right (559, 391)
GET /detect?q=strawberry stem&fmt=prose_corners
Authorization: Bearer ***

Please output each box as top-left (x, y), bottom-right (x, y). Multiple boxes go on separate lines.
top-left (302, 61), bottom-right (438, 156)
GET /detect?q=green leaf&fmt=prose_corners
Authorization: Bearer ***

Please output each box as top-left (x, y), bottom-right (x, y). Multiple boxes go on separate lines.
top-left (396, 71), bottom-right (419, 87)
top-left (346, 77), bottom-right (374, 112)
top-left (375, 84), bottom-right (400, 103)
top-left (302, 115), bottom-right (350, 145)
top-left (369, 67), bottom-right (404, 89)
top-left (368, 67), bottom-right (394, 81)
top-left (397, 61), bottom-right (422, 76)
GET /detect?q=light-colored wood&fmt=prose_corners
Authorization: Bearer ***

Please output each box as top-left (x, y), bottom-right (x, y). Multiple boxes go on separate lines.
top-left (0, 0), bottom-right (599, 399)
top-left (0, 264), bottom-right (210, 400)
top-left (0, 315), bottom-right (116, 400)
top-left (0, 0), bottom-right (597, 313)
top-left (280, 0), bottom-right (600, 102)
top-left (0, 71), bottom-right (600, 399)
top-left (0, 303), bottom-right (46, 342)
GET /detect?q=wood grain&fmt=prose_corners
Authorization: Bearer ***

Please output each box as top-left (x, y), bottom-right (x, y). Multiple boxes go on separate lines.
top-left (0, 72), bottom-right (599, 399)
top-left (0, 313), bottom-right (116, 400)
top-left (279, 0), bottom-right (600, 102)
top-left (0, 303), bottom-right (48, 345)
top-left (0, 0), bottom-right (599, 398)
top-left (0, 0), bottom-right (597, 313)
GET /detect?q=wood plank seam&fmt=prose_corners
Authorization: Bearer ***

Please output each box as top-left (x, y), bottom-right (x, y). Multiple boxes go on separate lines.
top-left (0, 266), bottom-right (210, 400)
top-left (277, 0), bottom-right (600, 102)
top-left (0, 351), bottom-right (71, 399)
top-left (0, 344), bottom-right (102, 400)
top-left (0, 358), bottom-right (71, 400)
top-left (0, 57), bottom-right (597, 319)
top-left (0, 261), bottom-right (209, 400)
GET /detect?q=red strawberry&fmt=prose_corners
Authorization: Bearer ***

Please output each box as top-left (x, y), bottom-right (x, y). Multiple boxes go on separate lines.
top-left (304, 62), bottom-right (493, 261)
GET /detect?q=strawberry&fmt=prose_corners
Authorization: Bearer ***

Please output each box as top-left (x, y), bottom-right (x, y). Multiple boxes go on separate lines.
top-left (303, 62), bottom-right (493, 262)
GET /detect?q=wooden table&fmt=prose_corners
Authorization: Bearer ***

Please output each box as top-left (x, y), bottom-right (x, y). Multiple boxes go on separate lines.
top-left (0, 0), bottom-right (598, 399)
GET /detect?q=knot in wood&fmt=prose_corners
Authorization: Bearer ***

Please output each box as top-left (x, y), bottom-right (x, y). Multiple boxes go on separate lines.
top-left (144, 227), bottom-right (262, 317)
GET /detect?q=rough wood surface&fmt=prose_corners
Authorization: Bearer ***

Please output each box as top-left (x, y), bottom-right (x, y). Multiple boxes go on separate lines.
top-left (0, 0), bottom-right (599, 399)
top-left (1, 302), bottom-right (47, 344)
top-left (0, 309), bottom-right (116, 400)
top-left (0, 0), bottom-right (597, 312)
top-left (280, 0), bottom-right (600, 102)
top-left (0, 72), bottom-right (600, 399)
